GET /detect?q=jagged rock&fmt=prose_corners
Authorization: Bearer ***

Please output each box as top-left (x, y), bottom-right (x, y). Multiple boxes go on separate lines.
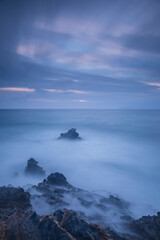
top-left (58, 210), bottom-right (111, 240)
top-left (0, 186), bottom-right (31, 210)
top-left (25, 158), bottom-right (45, 177)
top-left (106, 228), bottom-right (127, 240)
top-left (43, 172), bottom-right (69, 186)
top-left (1, 172), bottom-right (160, 240)
top-left (0, 184), bottom-right (111, 240)
top-left (130, 212), bottom-right (160, 240)
top-left (58, 128), bottom-right (81, 140)
top-left (0, 209), bottom-right (112, 240)
top-left (0, 186), bottom-right (31, 220)
top-left (29, 173), bottom-right (133, 236)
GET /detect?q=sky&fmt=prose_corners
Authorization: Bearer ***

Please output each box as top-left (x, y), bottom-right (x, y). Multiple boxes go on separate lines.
top-left (0, 0), bottom-right (160, 109)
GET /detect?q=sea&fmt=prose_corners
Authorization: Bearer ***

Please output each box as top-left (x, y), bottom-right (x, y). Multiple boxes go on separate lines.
top-left (0, 109), bottom-right (160, 218)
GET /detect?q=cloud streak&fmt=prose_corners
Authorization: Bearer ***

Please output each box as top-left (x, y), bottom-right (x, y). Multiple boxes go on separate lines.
top-left (30, 98), bottom-right (88, 103)
top-left (0, 87), bottom-right (35, 92)
top-left (43, 89), bottom-right (89, 94)
top-left (1, 0), bottom-right (160, 108)
top-left (72, 100), bottom-right (88, 102)
top-left (30, 98), bottom-right (58, 102)
top-left (145, 82), bottom-right (160, 87)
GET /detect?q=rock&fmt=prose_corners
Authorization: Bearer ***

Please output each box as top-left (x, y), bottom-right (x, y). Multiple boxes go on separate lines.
top-left (1, 173), bottom-right (160, 240)
top-left (129, 212), bottom-right (160, 240)
top-left (105, 228), bottom-right (126, 240)
top-left (43, 172), bottom-right (70, 186)
top-left (59, 210), bottom-right (111, 240)
top-left (58, 128), bottom-right (81, 140)
top-left (0, 186), bottom-right (31, 220)
top-left (29, 173), bottom-right (135, 238)
top-left (0, 186), bottom-right (31, 210)
top-left (25, 158), bottom-right (45, 177)
top-left (0, 208), bottom-right (112, 240)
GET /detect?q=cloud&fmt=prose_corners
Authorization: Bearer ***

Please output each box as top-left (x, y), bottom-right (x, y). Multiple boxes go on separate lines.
top-left (16, 43), bottom-right (63, 60)
top-left (1, 0), bottom-right (160, 108)
top-left (30, 98), bottom-right (88, 103)
top-left (30, 98), bottom-right (59, 102)
top-left (72, 100), bottom-right (88, 102)
top-left (69, 90), bottom-right (88, 94)
top-left (0, 87), bottom-right (35, 92)
top-left (43, 89), bottom-right (89, 94)
top-left (72, 79), bottom-right (79, 82)
top-left (43, 89), bottom-right (64, 93)
top-left (145, 82), bottom-right (160, 87)
top-left (123, 34), bottom-right (160, 54)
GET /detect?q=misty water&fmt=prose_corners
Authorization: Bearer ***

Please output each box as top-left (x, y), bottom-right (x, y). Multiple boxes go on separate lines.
top-left (0, 109), bottom-right (160, 219)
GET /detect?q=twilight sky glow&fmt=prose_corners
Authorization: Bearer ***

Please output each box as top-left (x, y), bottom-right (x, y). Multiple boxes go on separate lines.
top-left (0, 0), bottom-right (160, 109)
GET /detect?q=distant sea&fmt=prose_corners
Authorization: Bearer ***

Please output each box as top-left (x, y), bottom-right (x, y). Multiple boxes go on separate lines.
top-left (0, 109), bottom-right (160, 216)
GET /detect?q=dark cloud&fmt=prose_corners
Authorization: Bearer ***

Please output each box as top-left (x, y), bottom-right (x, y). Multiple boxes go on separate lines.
top-left (0, 0), bottom-right (160, 108)
top-left (122, 34), bottom-right (160, 54)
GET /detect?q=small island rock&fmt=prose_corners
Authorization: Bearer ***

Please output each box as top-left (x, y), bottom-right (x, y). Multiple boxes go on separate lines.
top-left (58, 128), bottom-right (81, 140)
top-left (43, 172), bottom-right (69, 186)
top-left (25, 158), bottom-right (45, 177)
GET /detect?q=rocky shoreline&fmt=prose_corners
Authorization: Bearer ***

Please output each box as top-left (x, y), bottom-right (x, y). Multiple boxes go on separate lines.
top-left (0, 161), bottom-right (160, 240)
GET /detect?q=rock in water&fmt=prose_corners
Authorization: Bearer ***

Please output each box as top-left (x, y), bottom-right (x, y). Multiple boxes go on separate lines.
top-left (0, 186), bottom-right (31, 220)
top-left (43, 172), bottom-right (69, 186)
top-left (58, 128), bottom-right (81, 140)
top-left (25, 158), bottom-right (45, 177)
top-left (0, 209), bottom-right (112, 240)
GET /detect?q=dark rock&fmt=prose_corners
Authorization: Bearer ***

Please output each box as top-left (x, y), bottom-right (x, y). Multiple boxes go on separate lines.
top-left (130, 212), bottom-right (160, 240)
top-left (43, 172), bottom-right (69, 186)
top-left (105, 228), bottom-right (126, 240)
top-left (99, 195), bottom-right (129, 210)
top-left (58, 128), bottom-right (81, 140)
top-left (38, 215), bottom-right (74, 240)
top-left (54, 209), bottom-right (64, 223)
top-left (0, 209), bottom-right (111, 240)
top-left (0, 186), bottom-right (31, 210)
top-left (0, 186), bottom-right (31, 220)
top-left (1, 172), bottom-right (160, 240)
top-left (29, 173), bottom-right (133, 235)
top-left (59, 210), bottom-right (111, 240)
top-left (25, 158), bottom-right (45, 177)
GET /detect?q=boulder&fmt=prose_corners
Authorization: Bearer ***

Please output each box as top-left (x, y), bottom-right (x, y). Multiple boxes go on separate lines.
top-left (25, 158), bottom-right (45, 177)
top-left (58, 128), bottom-right (81, 140)
top-left (43, 172), bottom-right (69, 186)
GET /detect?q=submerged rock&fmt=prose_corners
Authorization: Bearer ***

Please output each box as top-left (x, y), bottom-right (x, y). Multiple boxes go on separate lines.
top-left (25, 158), bottom-right (45, 177)
top-left (58, 128), bottom-right (81, 140)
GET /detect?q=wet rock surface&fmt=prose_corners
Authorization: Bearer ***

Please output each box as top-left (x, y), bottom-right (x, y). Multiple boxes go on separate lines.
top-left (129, 213), bottom-right (160, 240)
top-left (0, 186), bottom-right (31, 221)
top-left (0, 172), bottom-right (160, 240)
top-left (29, 174), bottom-right (133, 234)
top-left (25, 158), bottom-right (45, 177)
top-left (0, 209), bottom-right (112, 240)
top-left (43, 172), bottom-right (70, 186)
top-left (58, 128), bottom-right (81, 140)
top-left (0, 175), bottom-right (111, 240)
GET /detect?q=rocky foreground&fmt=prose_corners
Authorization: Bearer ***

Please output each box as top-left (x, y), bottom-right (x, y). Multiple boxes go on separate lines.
top-left (0, 164), bottom-right (160, 240)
